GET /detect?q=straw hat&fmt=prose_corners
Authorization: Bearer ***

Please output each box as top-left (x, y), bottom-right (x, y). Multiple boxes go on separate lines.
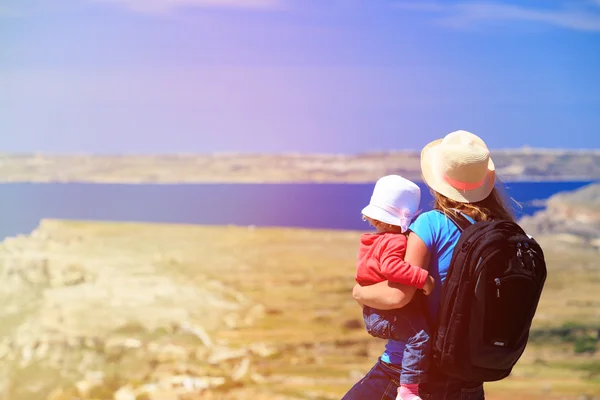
top-left (421, 130), bottom-right (496, 203)
top-left (361, 175), bottom-right (421, 233)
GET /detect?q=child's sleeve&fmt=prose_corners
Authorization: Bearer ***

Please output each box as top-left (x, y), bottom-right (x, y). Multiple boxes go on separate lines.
top-left (379, 235), bottom-right (429, 289)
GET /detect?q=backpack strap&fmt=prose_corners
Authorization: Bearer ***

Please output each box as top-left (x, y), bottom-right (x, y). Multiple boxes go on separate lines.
top-left (435, 209), bottom-right (473, 233)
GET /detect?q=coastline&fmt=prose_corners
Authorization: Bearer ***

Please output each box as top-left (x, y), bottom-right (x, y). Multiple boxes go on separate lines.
top-left (0, 181), bottom-right (598, 399)
top-left (0, 149), bottom-right (598, 183)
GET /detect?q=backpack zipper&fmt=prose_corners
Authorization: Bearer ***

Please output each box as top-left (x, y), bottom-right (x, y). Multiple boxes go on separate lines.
top-left (495, 278), bottom-right (501, 298)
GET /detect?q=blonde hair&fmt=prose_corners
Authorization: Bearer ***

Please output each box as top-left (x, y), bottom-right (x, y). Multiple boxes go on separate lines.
top-left (362, 215), bottom-right (379, 227)
top-left (432, 184), bottom-right (516, 222)
top-left (362, 215), bottom-right (404, 233)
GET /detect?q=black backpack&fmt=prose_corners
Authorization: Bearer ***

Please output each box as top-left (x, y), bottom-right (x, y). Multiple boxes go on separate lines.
top-left (432, 211), bottom-right (547, 382)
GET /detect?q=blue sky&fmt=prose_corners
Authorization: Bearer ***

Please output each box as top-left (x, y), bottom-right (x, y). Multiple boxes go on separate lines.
top-left (1, 0), bottom-right (599, 153)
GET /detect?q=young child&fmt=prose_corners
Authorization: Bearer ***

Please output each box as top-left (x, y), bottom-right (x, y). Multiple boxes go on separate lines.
top-left (356, 175), bottom-right (434, 400)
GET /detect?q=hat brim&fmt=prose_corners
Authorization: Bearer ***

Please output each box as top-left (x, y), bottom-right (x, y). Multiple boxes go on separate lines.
top-left (361, 204), bottom-right (409, 232)
top-left (421, 139), bottom-right (496, 203)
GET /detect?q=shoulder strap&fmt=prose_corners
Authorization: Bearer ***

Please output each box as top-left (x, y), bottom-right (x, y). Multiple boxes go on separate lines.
top-left (435, 209), bottom-right (473, 233)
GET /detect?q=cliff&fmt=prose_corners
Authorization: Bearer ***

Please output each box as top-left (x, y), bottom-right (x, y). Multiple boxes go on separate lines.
top-left (520, 183), bottom-right (600, 247)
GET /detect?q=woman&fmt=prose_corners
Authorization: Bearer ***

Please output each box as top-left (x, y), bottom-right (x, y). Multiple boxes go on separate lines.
top-left (343, 130), bottom-right (515, 400)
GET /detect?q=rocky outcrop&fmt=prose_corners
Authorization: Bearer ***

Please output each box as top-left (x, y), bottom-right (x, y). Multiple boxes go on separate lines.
top-left (0, 221), bottom-right (275, 400)
top-left (519, 183), bottom-right (600, 247)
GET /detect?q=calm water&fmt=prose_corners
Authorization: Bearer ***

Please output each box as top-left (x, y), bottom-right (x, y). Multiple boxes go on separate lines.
top-left (0, 181), bottom-right (594, 239)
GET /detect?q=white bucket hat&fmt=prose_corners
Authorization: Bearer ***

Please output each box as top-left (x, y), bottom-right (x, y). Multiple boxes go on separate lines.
top-left (361, 175), bottom-right (421, 233)
top-left (421, 130), bottom-right (496, 203)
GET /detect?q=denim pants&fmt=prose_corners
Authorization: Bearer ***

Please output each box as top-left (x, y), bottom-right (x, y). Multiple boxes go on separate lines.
top-left (341, 359), bottom-right (401, 400)
top-left (341, 359), bottom-right (485, 400)
top-left (362, 300), bottom-right (430, 384)
top-left (419, 364), bottom-right (485, 400)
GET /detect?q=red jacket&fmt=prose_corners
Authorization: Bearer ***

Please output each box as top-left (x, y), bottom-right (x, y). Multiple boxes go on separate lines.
top-left (355, 232), bottom-right (428, 288)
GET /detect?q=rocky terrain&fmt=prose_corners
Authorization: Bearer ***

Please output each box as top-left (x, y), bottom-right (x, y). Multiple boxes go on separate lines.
top-left (0, 221), bottom-right (280, 400)
top-left (0, 148), bottom-right (598, 183)
top-left (0, 183), bottom-right (599, 399)
top-left (520, 183), bottom-right (600, 247)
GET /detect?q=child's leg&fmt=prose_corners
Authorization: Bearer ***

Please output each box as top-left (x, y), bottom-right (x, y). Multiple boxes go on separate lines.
top-left (397, 329), bottom-right (429, 399)
top-left (387, 301), bottom-right (430, 400)
top-left (400, 329), bottom-right (430, 385)
top-left (363, 306), bottom-right (396, 339)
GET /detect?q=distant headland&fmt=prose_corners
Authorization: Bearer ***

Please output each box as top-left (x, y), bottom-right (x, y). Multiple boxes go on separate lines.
top-left (0, 148), bottom-right (598, 183)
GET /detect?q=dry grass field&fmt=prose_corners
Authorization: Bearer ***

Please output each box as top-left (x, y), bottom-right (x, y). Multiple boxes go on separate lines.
top-left (0, 221), bottom-right (598, 399)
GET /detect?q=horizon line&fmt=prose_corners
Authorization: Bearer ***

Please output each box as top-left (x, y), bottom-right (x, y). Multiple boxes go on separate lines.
top-left (1, 147), bottom-right (600, 157)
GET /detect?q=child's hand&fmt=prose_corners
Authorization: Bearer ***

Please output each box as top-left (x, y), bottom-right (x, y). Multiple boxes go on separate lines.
top-left (422, 275), bottom-right (435, 296)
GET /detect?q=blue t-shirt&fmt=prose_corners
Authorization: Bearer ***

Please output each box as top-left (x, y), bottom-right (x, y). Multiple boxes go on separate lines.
top-left (382, 210), bottom-right (473, 364)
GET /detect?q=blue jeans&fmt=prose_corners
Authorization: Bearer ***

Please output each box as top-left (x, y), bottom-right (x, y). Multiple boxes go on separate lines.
top-left (341, 359), bottom-right (485, 400)
top-left (420, 364), bottom-right (485, 400)
top-left (363, 300), bottom-right (430, 384)
top-left (341, 359), bottom-right (401, 400)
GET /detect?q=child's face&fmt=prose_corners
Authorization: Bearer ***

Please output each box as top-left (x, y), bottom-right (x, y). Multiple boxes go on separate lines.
top-left (364, 216), bottom-right (403, 234)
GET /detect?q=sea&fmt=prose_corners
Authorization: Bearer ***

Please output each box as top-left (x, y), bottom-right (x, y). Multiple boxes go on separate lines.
top-left (0, 181), bottom-right (593, 240)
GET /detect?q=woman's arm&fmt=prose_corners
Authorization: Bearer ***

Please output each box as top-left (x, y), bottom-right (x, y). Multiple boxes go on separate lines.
top-left (353, 232), bottom-right (431, 310)
top-left (353, 281), bottom-right (416, 310)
